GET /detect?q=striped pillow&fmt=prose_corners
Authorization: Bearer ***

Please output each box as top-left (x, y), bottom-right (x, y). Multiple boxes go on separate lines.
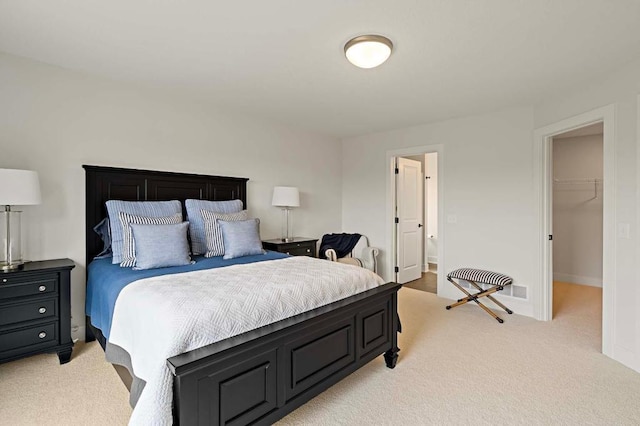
top-left (201, 209), bottom-right (249, 257)
top-left (119, 211), bottom-right (182, 267)
top-left (106, 200), bottom-right (182, 264)
top-left (185, 199), bottom-right (244, 255)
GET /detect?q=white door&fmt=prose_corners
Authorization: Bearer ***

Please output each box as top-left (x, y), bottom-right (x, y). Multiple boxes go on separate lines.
top-left (396, 157), bottom-right (423, 283)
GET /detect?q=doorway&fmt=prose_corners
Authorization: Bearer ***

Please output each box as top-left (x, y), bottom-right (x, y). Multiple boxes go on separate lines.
top-left (550, 122), bottom-right (603, 345)
top-left (533, 104), bottom-right (615, 358)
top-left (396, 152), bottom-right (438, 294)
top-left (387, 146), bottom-right (443, 294)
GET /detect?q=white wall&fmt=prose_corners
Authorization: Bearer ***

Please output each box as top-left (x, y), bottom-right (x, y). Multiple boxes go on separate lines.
top-left (534, 57), bottom-right (640, 373)
top-left (552, 134), bottom-right (603, 287)
top-left (342, 107), bottom-right (536, 316)
top-left (341, 55), bottom-right (640, 374)
top-left (0, 53), bottom-right (343, 340)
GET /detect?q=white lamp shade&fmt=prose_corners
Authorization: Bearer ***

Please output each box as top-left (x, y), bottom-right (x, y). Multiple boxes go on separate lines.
top-left (0, 169), bottom-right (42, 205)
top-left (272, 186), bottom-right (300, 207)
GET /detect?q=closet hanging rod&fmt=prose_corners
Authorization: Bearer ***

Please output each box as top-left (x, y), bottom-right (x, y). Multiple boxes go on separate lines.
top-left (553, 178), bottom-right (602, 184)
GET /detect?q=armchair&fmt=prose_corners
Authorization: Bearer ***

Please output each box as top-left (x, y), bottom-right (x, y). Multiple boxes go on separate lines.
top-left (321, 233), bottom-right (380, 274)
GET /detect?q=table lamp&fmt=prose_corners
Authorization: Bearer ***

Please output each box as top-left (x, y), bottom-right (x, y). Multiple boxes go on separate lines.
top-left (272, 186), bottom-right (299, 242)
top-left (0, 169), bottom-right (41, 271)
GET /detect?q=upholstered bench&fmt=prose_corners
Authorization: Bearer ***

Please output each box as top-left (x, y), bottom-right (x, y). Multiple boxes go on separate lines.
top-left (445, 268), bottom-right (514, 323)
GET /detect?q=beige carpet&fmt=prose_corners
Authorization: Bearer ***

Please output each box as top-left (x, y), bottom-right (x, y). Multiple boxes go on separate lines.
top-left (2, 283), bottom-right (639, 425)
top-left (0, 340), bottom-right (132, 425)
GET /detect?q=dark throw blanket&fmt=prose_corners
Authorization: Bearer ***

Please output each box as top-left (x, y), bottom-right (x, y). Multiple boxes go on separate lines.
top-left (320, 233), bottom-right (361, 259)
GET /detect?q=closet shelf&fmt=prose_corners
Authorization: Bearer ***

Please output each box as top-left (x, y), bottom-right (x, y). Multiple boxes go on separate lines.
top-left (553, 178), bottom-right (602, 200)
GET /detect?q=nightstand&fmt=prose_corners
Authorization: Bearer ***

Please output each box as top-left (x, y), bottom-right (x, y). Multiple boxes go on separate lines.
top-left (262, 238), bottom-right (318, 257)
top-left (0, 259), bottom-right (75, 364)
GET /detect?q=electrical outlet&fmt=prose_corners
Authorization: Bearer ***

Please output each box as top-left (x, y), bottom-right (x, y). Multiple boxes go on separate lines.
top-left (447, 214), bottom-right (457, 224)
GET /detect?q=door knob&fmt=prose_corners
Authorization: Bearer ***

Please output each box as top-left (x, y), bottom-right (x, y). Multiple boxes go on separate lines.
top-left (418, 224), bottom-right (423, 228)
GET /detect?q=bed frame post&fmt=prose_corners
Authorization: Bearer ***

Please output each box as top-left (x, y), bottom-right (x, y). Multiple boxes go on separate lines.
top-left (384, 291), bottom-right (400, 369)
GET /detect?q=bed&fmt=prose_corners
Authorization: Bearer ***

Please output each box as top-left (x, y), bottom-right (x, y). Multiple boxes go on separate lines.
top-left (83, 165), bottom-right (401, 425)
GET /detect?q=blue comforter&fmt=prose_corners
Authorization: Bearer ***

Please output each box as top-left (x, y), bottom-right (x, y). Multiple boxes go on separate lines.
top-left (85, 251), bottom-right (289, 339)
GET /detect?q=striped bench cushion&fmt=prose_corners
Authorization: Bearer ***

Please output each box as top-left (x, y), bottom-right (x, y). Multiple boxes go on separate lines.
top-left (447, 268), bottom-right (513, 286)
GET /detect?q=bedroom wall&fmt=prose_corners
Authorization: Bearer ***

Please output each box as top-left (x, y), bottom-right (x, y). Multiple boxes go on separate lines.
top-left (534, 56), bottom-right (640, 373)
top-left (0, 52), bottom-right (343, 341)
top-left (341, 55), bottom-right (640, 374)
top-left (341, 106), bottom-right (536, 315)
top-left (552, 133), bottom-right (604, 287)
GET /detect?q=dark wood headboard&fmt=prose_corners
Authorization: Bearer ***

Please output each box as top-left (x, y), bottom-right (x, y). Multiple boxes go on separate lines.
top-left (84, 165), bottom-right (248, 265)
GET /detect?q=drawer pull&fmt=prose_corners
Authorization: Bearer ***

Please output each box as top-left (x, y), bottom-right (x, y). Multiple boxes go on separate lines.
top-left (306, 249), bottom-right (311, 253)
top-left (2, 279), bottom-right (7, 283)
top-left (286, 252), bottom-right (290, 255)
top-left (39, 285), bottom-right (46, 292)
top-left (38, 332), bottom-right (47, 339)
top-left (39, 307), bottom-right (47, 314)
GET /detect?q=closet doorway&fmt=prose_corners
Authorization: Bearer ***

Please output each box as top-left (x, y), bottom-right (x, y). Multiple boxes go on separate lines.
top-left (550, 122), bottom-right (603, 348)
top-left (535, 105), bottom-right (615, 357)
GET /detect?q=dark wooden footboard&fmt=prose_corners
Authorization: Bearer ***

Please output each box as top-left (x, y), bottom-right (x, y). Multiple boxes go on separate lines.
top-left (167, 282), bottom-right (401, 426)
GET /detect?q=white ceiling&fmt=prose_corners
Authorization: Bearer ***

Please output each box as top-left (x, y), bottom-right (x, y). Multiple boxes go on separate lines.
top-left (1, 1), bottom-right (640, 138)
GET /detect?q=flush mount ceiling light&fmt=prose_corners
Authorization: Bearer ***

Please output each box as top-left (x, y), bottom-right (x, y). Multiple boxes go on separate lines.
top-left (344, 35), bottom-right (393, 69)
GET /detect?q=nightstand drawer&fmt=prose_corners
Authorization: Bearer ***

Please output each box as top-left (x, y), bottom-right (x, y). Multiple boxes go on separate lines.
top-left (0, 276), bottom-right (58, 301)
top-left (0, 322), bottom-right (57, 353)
top-left (263, 238), bottom-right (318, 257)
top-left (0, 298), bottom-right (57, 326)
top-left (286, 246), bottom-right (314, 256)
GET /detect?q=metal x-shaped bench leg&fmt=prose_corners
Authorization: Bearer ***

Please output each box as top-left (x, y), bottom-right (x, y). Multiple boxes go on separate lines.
top-left (445, 277), bottom-right (512, 323)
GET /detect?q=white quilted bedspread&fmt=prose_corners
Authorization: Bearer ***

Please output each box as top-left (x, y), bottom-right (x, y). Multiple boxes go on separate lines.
top-left (108, 256), bottom-right (384, 425)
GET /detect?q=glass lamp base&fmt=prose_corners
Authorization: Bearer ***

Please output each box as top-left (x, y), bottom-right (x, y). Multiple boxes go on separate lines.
top-left (1, 261), bottom-right (24, 272)
top-left (280, 208), bottom-right (295, 243)
top-left (2, 209), bottom-right (23, 271)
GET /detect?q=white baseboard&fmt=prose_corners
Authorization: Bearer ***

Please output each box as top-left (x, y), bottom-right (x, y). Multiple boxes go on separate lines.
top-left (72, 325), bottom-right (86, 342)
top-left (428, 256), bottom-right (438, 264)
top-left (553, 273), bottom-right (602, 288)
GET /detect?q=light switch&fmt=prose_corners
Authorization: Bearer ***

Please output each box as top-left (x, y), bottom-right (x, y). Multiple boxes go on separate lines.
top-left (618, 223), bottom-right (631, 239)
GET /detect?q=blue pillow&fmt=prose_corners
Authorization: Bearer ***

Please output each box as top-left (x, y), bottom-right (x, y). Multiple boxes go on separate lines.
top-left (201, 209), bottom-right (249, 257)
top-left (93, 217), bottom-right (112, 259)
top-left (219, 219), bottom-right (264, 260)
top-left (119, 212), bottom-right (183, 268)
top-left (106, 200), bottom-right (182, 264)
top-left (185, 199), bottom-right (243, 256)
top-left (130, 222), bottom-right (193, 270)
